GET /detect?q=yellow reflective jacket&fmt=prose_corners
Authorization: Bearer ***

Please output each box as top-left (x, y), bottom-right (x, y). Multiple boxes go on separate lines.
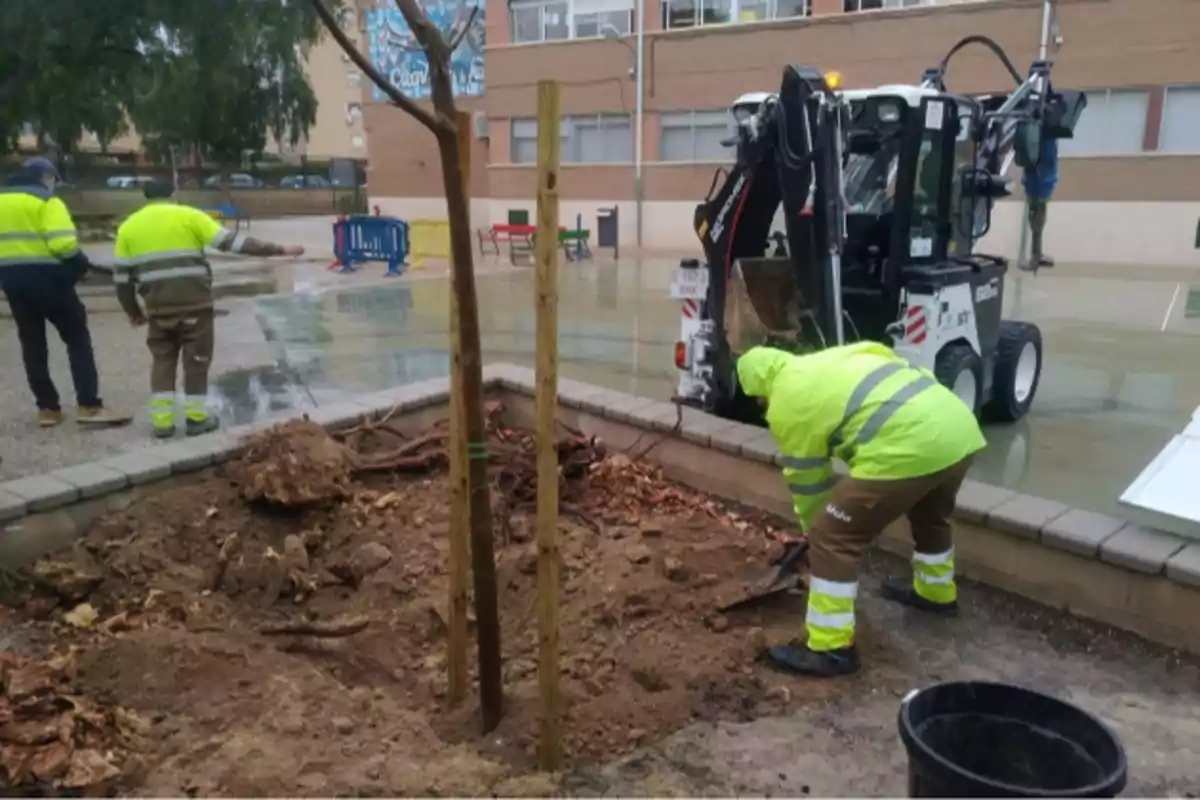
top-left (114, 200), bottom-right (230, 317)
top-left (737, 343), bottom-right (986, 528)
top-left (0, 184), bottom-right (81, 268)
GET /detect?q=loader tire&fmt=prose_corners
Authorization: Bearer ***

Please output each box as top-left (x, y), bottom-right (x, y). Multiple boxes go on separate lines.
top-left (934, 343), bottom-right (983, 416)
top-left (984, 320), bottom-right (1043, 423)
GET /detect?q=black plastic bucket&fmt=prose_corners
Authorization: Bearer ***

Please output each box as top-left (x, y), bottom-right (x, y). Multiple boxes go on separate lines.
top-left (898, 681), bottom-right (1127, 798)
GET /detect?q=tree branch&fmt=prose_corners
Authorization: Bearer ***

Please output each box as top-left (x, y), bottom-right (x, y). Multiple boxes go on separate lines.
top-left (308, 0), bottom-right (442, 135)
top-left (394, 0), bottom-right (459, 136)
top-left (448, 5), bottom-right (481, 54)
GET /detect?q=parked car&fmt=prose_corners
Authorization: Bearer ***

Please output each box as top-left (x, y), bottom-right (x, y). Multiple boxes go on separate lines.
top-left (280, 174), bottom-right (332, 188)
top-left (106, 176), bottom-right (156, 189)
top-left (203, 173), bottom-right (264, 189)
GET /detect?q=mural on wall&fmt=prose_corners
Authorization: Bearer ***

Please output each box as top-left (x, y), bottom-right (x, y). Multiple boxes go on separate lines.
top-left (365, 0), bottom-right (485, 101)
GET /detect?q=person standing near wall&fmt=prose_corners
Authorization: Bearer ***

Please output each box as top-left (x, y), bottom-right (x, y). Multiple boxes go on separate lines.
top-left (1022, 135), bottom-right (1058, 270)
top-left (113, 181), bottom-right (304, 438)
top-left (0, 157), bottom-right (132, 428)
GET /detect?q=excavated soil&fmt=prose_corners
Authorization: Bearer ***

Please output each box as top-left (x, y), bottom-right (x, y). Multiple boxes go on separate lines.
top-left (0, 409), bottom-right (839, 796)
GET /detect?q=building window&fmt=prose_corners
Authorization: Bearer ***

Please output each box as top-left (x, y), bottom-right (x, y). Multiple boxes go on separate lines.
top-left (574, 9), bottom-right (634, 37)
top-left (510, 114), bottom-right (634, 164)
top-left (1159, 86), bottom-right (1200, 154)
top-left (662, 0), bottom-right (807, 28)
top-left (659, 110), bottom-right (733, 162)
top-left (512, 0), bottom-right (634, 42)
top-left (511, 119), bottom-right (540, 163)
top-left (511, 0), bottom-right (570, 43)
top-left (1058, 89), bottom-right (1149, 157)
top-left (844, 0), bottom-right (928, 11)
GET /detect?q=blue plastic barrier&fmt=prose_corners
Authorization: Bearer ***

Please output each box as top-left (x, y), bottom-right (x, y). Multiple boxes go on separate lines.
top-left (332, 215), bottom-right (409, 277)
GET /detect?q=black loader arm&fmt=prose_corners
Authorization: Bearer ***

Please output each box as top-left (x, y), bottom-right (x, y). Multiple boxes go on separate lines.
top-left (691, 65), bottom-right (838, 410)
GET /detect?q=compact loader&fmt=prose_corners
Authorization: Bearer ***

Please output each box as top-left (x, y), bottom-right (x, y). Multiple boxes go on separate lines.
top-left (670, 30), bottom-right (1086, 426)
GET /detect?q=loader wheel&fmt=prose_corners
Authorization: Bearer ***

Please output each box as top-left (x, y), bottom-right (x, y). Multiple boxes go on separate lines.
top-left (984, 320), bottom-right (1043, 423)
top-left (934, 343), bottom-right (983, 416)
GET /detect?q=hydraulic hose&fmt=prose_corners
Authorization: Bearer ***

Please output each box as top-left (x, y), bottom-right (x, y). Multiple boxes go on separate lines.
top-left (936, 35), bottom-right (1025, 89)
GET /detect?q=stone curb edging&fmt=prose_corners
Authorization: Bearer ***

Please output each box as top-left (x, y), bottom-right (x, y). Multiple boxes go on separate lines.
top-left (2, 363), bottom-right (1198, 595)
top-left (481, 364), bottom-right (1200, 593)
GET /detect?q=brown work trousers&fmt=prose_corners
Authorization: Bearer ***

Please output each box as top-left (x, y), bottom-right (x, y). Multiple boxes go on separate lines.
top-left (808, 457), bottom-right (974, 584)
top-left (147, 311), bottom-right (215, 396)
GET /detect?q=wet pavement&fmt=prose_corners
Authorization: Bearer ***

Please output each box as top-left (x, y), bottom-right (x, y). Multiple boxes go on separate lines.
top-left (6, 229), bottom-right (1200, 520)
top-left (235, 258), bottom-right (1200, 520)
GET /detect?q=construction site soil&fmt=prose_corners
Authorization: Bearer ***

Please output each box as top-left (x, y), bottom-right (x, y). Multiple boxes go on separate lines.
top-left (0, 408), bottom-right (837, 797)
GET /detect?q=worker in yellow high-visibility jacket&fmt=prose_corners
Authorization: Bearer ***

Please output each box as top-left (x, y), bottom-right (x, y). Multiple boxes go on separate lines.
top-left (736, 343), bottom-right (986, 677)
top-left (0, 157), bottom-right (131, 428)
top-left (113, 181), bottom-right (303, 438)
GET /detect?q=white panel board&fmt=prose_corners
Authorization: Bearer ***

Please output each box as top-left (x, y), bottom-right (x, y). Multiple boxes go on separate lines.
top-left (1119, 406), bottom-right (1200, 541)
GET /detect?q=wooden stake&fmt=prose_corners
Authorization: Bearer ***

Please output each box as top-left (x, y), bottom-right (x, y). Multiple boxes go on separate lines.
top-left (534, 79), bottom-right (563, 772)
top-left (446, 110), bottom-right (472, 707)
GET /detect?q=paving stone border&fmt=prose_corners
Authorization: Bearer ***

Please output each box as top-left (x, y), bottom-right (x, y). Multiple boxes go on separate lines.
top-left (3, 363), bottom-right (1198, 650)
top-left (483, 364), bottom-right (1200, 592)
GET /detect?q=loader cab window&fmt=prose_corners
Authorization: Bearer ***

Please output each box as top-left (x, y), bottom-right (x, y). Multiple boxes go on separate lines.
top-left (843, 97), bottom-right (906, 215)
top-left (905, 97), bottom-right (957, 264)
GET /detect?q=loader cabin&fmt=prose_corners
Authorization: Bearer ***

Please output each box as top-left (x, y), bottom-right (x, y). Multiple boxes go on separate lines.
top-left (730, 82), bottom-right (988, 342)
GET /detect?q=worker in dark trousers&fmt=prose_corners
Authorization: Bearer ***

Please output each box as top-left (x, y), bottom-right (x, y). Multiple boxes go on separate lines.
top-left (1023, 135), bottom-right (1058, 270)
top-left (736, 344), bottom-right (986, 677)
top-left (0, 157), bottom-right (131, 428)
top-left (113, 181), bottom-right (304, 438)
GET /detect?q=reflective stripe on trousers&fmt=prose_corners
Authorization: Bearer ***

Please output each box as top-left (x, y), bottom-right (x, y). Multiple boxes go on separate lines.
top-left (184, 394), bottom-right (210, 422)
top-left (806, 576), bottom-right (857, 651)
top-left (149, 392), bottom-right (175, 430)
top-left (151, 393), bottom-right (210, 426)
top-left (912, 548), bottom-right (957, 605)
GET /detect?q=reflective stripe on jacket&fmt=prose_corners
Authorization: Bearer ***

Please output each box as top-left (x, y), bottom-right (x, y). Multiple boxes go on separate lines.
top-left (114, 200), bottom-right (232, 317)
top-left (736, 343), bottom-right (987, 528)
top-left (0, 185), bottom-right (81, 268)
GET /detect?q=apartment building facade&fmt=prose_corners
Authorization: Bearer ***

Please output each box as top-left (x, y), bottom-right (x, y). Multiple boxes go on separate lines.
top-left (364, 0), bottom-right (1200, 264)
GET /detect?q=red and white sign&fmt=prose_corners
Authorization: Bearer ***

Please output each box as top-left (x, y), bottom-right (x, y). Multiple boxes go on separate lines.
top-left (905, 305), bottom-right (928, 345)
top-left (682, 298), bottom-right (700, 319)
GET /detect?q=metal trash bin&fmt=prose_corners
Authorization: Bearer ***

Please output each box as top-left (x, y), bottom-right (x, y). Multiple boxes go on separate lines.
top-left (597, 206), bottom-right (619, 260)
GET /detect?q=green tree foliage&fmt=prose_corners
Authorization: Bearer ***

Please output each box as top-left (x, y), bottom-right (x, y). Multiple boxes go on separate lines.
top-left (0, 0), bottom-right (328, 165)
top-left (0, 0), bottom-right (156, 155)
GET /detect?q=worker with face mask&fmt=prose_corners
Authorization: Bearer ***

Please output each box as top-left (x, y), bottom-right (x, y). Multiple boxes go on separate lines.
top-left (736, 343), bottom-right (986, 677)
top-left (113, 181), bottom-right (305, 438)
top-left (0, 157), bottom-right (132, 428)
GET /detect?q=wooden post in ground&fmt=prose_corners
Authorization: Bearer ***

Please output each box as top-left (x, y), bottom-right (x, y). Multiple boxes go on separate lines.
top-left (534, 79), bottom-right (563, 772)
top-left (446, 110), bottom-right (472, 707)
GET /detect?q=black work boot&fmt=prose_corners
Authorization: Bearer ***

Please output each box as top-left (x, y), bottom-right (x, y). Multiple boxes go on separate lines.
top-left (186, 417), bottom-right (221, 437)
top-left (766, 642), bottom-right (860, 678)
top-left (881, 576), bottom-right (958, 615)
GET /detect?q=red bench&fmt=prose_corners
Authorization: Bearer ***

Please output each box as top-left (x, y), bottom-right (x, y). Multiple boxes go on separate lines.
top-left (477, 223), bottom-right (590, 265)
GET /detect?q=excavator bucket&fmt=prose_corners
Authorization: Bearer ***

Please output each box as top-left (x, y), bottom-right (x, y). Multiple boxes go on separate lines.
top-left (725, 257), bottom-right (821, 354)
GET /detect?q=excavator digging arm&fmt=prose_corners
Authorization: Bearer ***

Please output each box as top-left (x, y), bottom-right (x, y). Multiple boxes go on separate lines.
top-left (692, 65), bottom-right (844, 406)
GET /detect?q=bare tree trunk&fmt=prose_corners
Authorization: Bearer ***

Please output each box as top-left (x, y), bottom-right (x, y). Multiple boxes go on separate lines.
top-left (435, 125), bottom-right (503, 731)
top-left (309, 0), bottom-right (503, 733)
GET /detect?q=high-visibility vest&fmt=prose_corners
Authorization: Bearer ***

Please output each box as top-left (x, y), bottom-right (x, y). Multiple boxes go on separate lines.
top-left (114, 200), bottom-right (232, 317)
top-left (737, 343), bottom-right (986, 527)
top-left (0, 184), bottom-right (80, 269)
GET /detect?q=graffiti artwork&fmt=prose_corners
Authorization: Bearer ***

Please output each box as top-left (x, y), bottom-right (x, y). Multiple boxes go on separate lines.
top-left (365, 0), bottom-right (485, 100)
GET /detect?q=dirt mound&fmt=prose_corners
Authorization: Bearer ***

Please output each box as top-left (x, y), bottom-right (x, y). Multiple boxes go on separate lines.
top-left (228, 418), bottom-right (356, 506)
top-left (0, 650), bottom-right (151, 795)
top-left (8, 406), bottom-right (822, 796)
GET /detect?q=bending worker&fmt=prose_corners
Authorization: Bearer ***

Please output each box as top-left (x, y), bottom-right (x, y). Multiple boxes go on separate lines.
top-left (736, 343), bottom-right (986, 677)
top-left (0, 157), bottom-right (131, 427)
top-left (113, 181), bottom-right (304, 438)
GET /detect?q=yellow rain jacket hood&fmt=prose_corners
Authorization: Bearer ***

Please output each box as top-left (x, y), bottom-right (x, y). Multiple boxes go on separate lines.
top-left (737, 343), bottom-right (986, 528)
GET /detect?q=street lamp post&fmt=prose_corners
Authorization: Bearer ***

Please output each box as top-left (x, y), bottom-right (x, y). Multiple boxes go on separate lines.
top-left (603, 3), bottom-right (644, 251)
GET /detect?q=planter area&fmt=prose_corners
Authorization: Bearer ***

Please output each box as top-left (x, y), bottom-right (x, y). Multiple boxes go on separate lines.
top-left (0, 365), bottom-right (1198, 795)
